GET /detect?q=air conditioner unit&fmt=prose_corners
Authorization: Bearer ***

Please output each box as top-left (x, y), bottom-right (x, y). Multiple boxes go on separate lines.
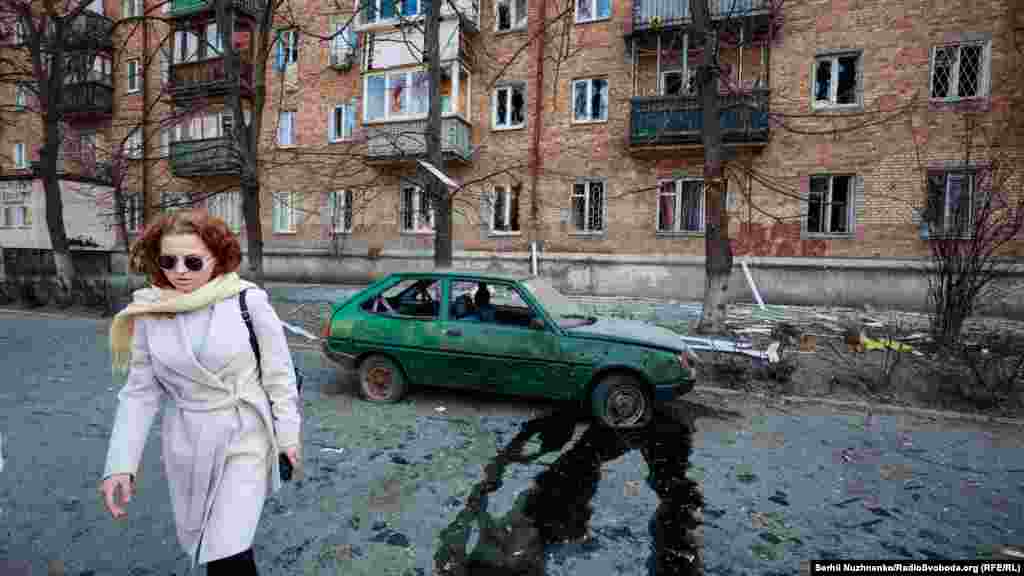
top-left (329, 48), bottom-right (353, 70)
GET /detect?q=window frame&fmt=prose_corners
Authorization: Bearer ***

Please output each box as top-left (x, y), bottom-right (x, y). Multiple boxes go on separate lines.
top-left (929, 41), bottom-right (990, 102)
top-left (488, 183), bottom-right (521, 235)
top-left (570, 178), bottom-right (606, 234)
top-left (13, 142), bottom-right (26, 169)
top-left (272, 191), bottom-right (298, 233)
top-left (123, 192), bottom-right (143, 232)
top-left (804, 174), bottom-right (855, 237)
top-left (359, 0), bottom-right (423, 25)
top-left (125, 128), bottom-right (143, 159)
top-left (495, 0), bottom-right (528, 31)
top-left (571, 77), bottom-right (609, 124)
top-left (400, 184), bottom-right (435, 234)
top-left (277, 110), bottom-right (296, 146)
top-left (126, 58), bottom-right (140, 93)
top-left (492, 82), bottom-right (526, 130)
top-left (121, 0), bottom-right (142, 18)
top-left (275, 28), bottom-right (300, 69)
top-left (208, 190), bottom-right (242, 233)
top-left (14, 84), bottom-right (28, 110)
top-left (926, 170), bottom-right (976, 238)
top-left (812, 51), bottom-right (861, 109)
top-left (574, 0), bottom-right (610, 23)
top-left (331, 22), bottom-right (355, 62)
top-left (329, 103), bottom-right (356, 142)
top-left (362, 68), bottom-right (430, 123)
top-left (1, 180), bottom-right (31, 228)
top-left (656, 178), bottom-right (706, 234)
top-left (329, 189), bottom-right (354, 233)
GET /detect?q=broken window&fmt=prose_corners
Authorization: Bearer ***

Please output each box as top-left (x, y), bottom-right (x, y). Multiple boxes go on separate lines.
top-left (491, 183), bottom-right (521, 233)
top-left (496, 0), bottom-right (527, 31)
top-left (401, 185), bottom-right (434, 233)
top-left (931, 42), bottom-right (986, 100)
top-left (814, 52), bottom-right (859, 106)
top-left (657, 179), bottom-right (704, 233)
top-left (926, 171), bottom-right (974, 236)
top-left (572, 180), bottom-right (605, 233)
top-left (662, 70), bottom-right (683, 96)
top-left (494, 84), bottom-right (526, 129)
top-left (806, 175), bottom-right (853, 235)
top-left (573, 78), bottom-right (608, 123)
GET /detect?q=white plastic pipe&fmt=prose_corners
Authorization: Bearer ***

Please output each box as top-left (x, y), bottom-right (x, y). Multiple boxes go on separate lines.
top-left (531, 242), bottom-right (538, 276)
top-left (741, 257), bottom-right (766, 310)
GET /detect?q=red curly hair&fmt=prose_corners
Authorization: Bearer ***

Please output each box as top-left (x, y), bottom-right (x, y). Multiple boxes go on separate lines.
top-left (130, 209), bottom-right (242, 289)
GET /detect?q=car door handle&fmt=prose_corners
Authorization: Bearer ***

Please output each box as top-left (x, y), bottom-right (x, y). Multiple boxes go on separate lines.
top-left (444, 328), bottom-right (462, 337)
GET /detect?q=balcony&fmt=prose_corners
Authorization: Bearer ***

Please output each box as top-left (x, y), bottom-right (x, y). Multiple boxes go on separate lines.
top-left (50, 11), bottom-right (115, 51)
top-left (630, 0), bottom-right (772, 35)
top-left (31, 159), bottom-right (113, 184)
top-left (169, 0), bottom-right (263, 18)
top-left (365, 116), bottom-right (473, 164)
top-left (168, 58), bottom-right (254, 102)
top-left (630, 90), bottom-right (770, 149)
top-left (169, 137), bottom-right (240, 178)
top-left (59, 81), bottom-right (114, 117)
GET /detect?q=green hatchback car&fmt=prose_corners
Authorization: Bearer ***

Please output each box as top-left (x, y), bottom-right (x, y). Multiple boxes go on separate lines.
top-left (320, 271), bottom-right (698, 428)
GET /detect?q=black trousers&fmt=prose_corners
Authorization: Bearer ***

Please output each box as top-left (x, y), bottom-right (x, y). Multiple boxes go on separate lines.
top-left (206, 548), bottom-right (258, 576)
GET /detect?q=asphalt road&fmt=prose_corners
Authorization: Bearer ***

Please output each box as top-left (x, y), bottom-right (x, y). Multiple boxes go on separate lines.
top-left (1, 310), bottom-right (1023, 576)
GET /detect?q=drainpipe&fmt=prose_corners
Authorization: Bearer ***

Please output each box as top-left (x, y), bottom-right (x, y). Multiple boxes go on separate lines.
top-left (528, 0), bottom-right (546, 275)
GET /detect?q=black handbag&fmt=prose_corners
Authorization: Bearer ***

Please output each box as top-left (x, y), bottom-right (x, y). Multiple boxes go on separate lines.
top-left (239, 288), bottom-right (303, 482)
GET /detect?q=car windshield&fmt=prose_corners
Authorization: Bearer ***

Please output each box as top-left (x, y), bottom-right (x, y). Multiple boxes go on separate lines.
top-left (521, 278), bottom-right (587, 320)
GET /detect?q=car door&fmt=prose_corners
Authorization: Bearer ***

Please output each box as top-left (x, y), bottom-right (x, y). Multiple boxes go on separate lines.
top-left (440, 280), bottom-right (570, 399)
top-left (437, 279), bottom-right (489, 389)
top-left (353, 277), bottom-right (447, 388)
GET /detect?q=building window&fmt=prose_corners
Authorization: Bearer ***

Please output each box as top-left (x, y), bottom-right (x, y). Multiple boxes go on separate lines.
top-left (329, 189), bottom-right (353, 233)
top-left (1, 181), bottom-right (31, 228)
top-left (126, 59), bottom-right (140, 93)
top-left (330, 23), bottom-right (355, 65)
top-left (363, 69), bottom-right (429, 122)
top-left (496, 0), bottom-right (527, 31)
top-left (813, 52), bottom-right (859, 107)
top-left (125, 128), bottom-right (142, 159)
top-left (121, 0), bottom-right (142, 18)
top-left (174, 29), bottom-right (199, 63)
top-left (572, 78), bottom-right (608, 123)
top-left (208, 190), bottom-right (242, 232)
top-left (329, 103), bottom-right (356, 142)
top-left (13, 142), bottom-right (26, 169)
top-left (571, 180), bottom-right (605, 233)
top-left (274, 29), bottom-right (299, 70)
top-left (806, 174), bottom-right (853, 235)
top-left (272, 191), bottom-right (298, 233)
top-left (361, 0), bottom-right (422, 23)
top-left (204, 22), bottom-right (222, 56)
top-left (123, 192), bottom-right (142, 232)
top-left (277, 111), bottom-right (295, 146)
top-left (926, 171), bottom-right (974, 237)
top-left (575, 0), bottom-right (610, 23)
top-left (14, 84), bottom-right (28, 110)
top-left (13, 19), bottom-right (26, 45)
top-left (400, 185), bottom-right (434, 233)
top-left (489, 183), bottom-right (521, 233)
top-left (657, 179), bottom-right (704, 233)
top-left (493, 83), bottom-right (526, 130)
top-left (930, 42), bottom-right (989, 101)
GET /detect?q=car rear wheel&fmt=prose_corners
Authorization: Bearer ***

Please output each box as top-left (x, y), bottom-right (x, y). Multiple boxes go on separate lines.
top-left (591, 373), bottom-right (652, 429)
top-left (357, 355), bottom-right (407, 403)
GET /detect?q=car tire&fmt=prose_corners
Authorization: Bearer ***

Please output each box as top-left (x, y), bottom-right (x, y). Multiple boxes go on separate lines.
top-left (357, 355), bottom-right (408, 404)
top-left (591, 372), bottom-right (653, 429)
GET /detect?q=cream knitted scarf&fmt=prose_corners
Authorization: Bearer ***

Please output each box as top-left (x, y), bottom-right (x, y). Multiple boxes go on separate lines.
top-left (109, 272), bottom-right (256, 375)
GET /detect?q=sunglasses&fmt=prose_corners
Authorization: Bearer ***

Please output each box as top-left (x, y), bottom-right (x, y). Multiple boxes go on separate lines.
top-left (158, 254), bottom-right (213, 273)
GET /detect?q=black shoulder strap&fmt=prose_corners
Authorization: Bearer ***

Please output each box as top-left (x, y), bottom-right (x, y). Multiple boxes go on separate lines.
top-left (239, 288), bottom-right (262, 378)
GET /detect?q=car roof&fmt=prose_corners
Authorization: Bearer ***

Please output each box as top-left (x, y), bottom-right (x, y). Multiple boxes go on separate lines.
top-left (386, 269), bottom-right (535, 283)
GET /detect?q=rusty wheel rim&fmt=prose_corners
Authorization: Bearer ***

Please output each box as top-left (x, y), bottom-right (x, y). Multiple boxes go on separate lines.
top-left (365, 365), bottom-right (394, 400)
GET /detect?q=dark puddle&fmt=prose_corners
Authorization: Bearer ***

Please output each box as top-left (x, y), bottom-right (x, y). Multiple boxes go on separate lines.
top-left (433, 405), bottom-right (706, 575)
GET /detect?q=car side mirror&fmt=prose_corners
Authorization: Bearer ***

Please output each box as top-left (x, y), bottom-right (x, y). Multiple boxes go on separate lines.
top-left (529, 318), bottom-right (545, 331)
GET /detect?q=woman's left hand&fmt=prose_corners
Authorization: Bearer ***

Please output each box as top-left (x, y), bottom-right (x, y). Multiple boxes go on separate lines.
top-left (284, 445), bottom-right (300, 468)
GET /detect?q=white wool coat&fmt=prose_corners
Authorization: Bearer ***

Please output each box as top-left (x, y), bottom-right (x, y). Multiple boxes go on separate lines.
top-left (102, 287), bottom-right (301, 566)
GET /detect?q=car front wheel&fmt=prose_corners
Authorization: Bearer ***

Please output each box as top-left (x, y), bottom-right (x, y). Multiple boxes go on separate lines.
top-left (357, 354), bottom-right (408, 403)
top-left (591, 373), bottom-right (653, 429)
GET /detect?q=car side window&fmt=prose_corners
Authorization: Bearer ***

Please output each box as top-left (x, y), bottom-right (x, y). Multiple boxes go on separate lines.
top-left (450, 281), bottom-right (538, 329)
top-left (362, 279), bottom-right (440, 319)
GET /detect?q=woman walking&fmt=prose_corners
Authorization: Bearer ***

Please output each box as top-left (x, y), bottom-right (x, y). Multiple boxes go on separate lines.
top-left (99, 209), bottom-right (301, 574)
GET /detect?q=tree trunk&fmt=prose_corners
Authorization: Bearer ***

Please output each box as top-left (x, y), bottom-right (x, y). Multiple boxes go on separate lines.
top-left (242, 177), bottom-right (265, 284)
top-left (694, 1), bottom-right (732, 335)
top-left (425, 0), bottom-right (451, 268)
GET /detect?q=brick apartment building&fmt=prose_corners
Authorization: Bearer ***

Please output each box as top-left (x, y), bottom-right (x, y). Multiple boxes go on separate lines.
top-left (1, 0), bottom-right (1022, 305)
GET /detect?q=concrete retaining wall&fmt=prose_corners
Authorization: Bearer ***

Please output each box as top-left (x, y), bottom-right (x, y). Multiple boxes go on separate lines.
top-left (5, 246), bottom-right (1024, 319)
